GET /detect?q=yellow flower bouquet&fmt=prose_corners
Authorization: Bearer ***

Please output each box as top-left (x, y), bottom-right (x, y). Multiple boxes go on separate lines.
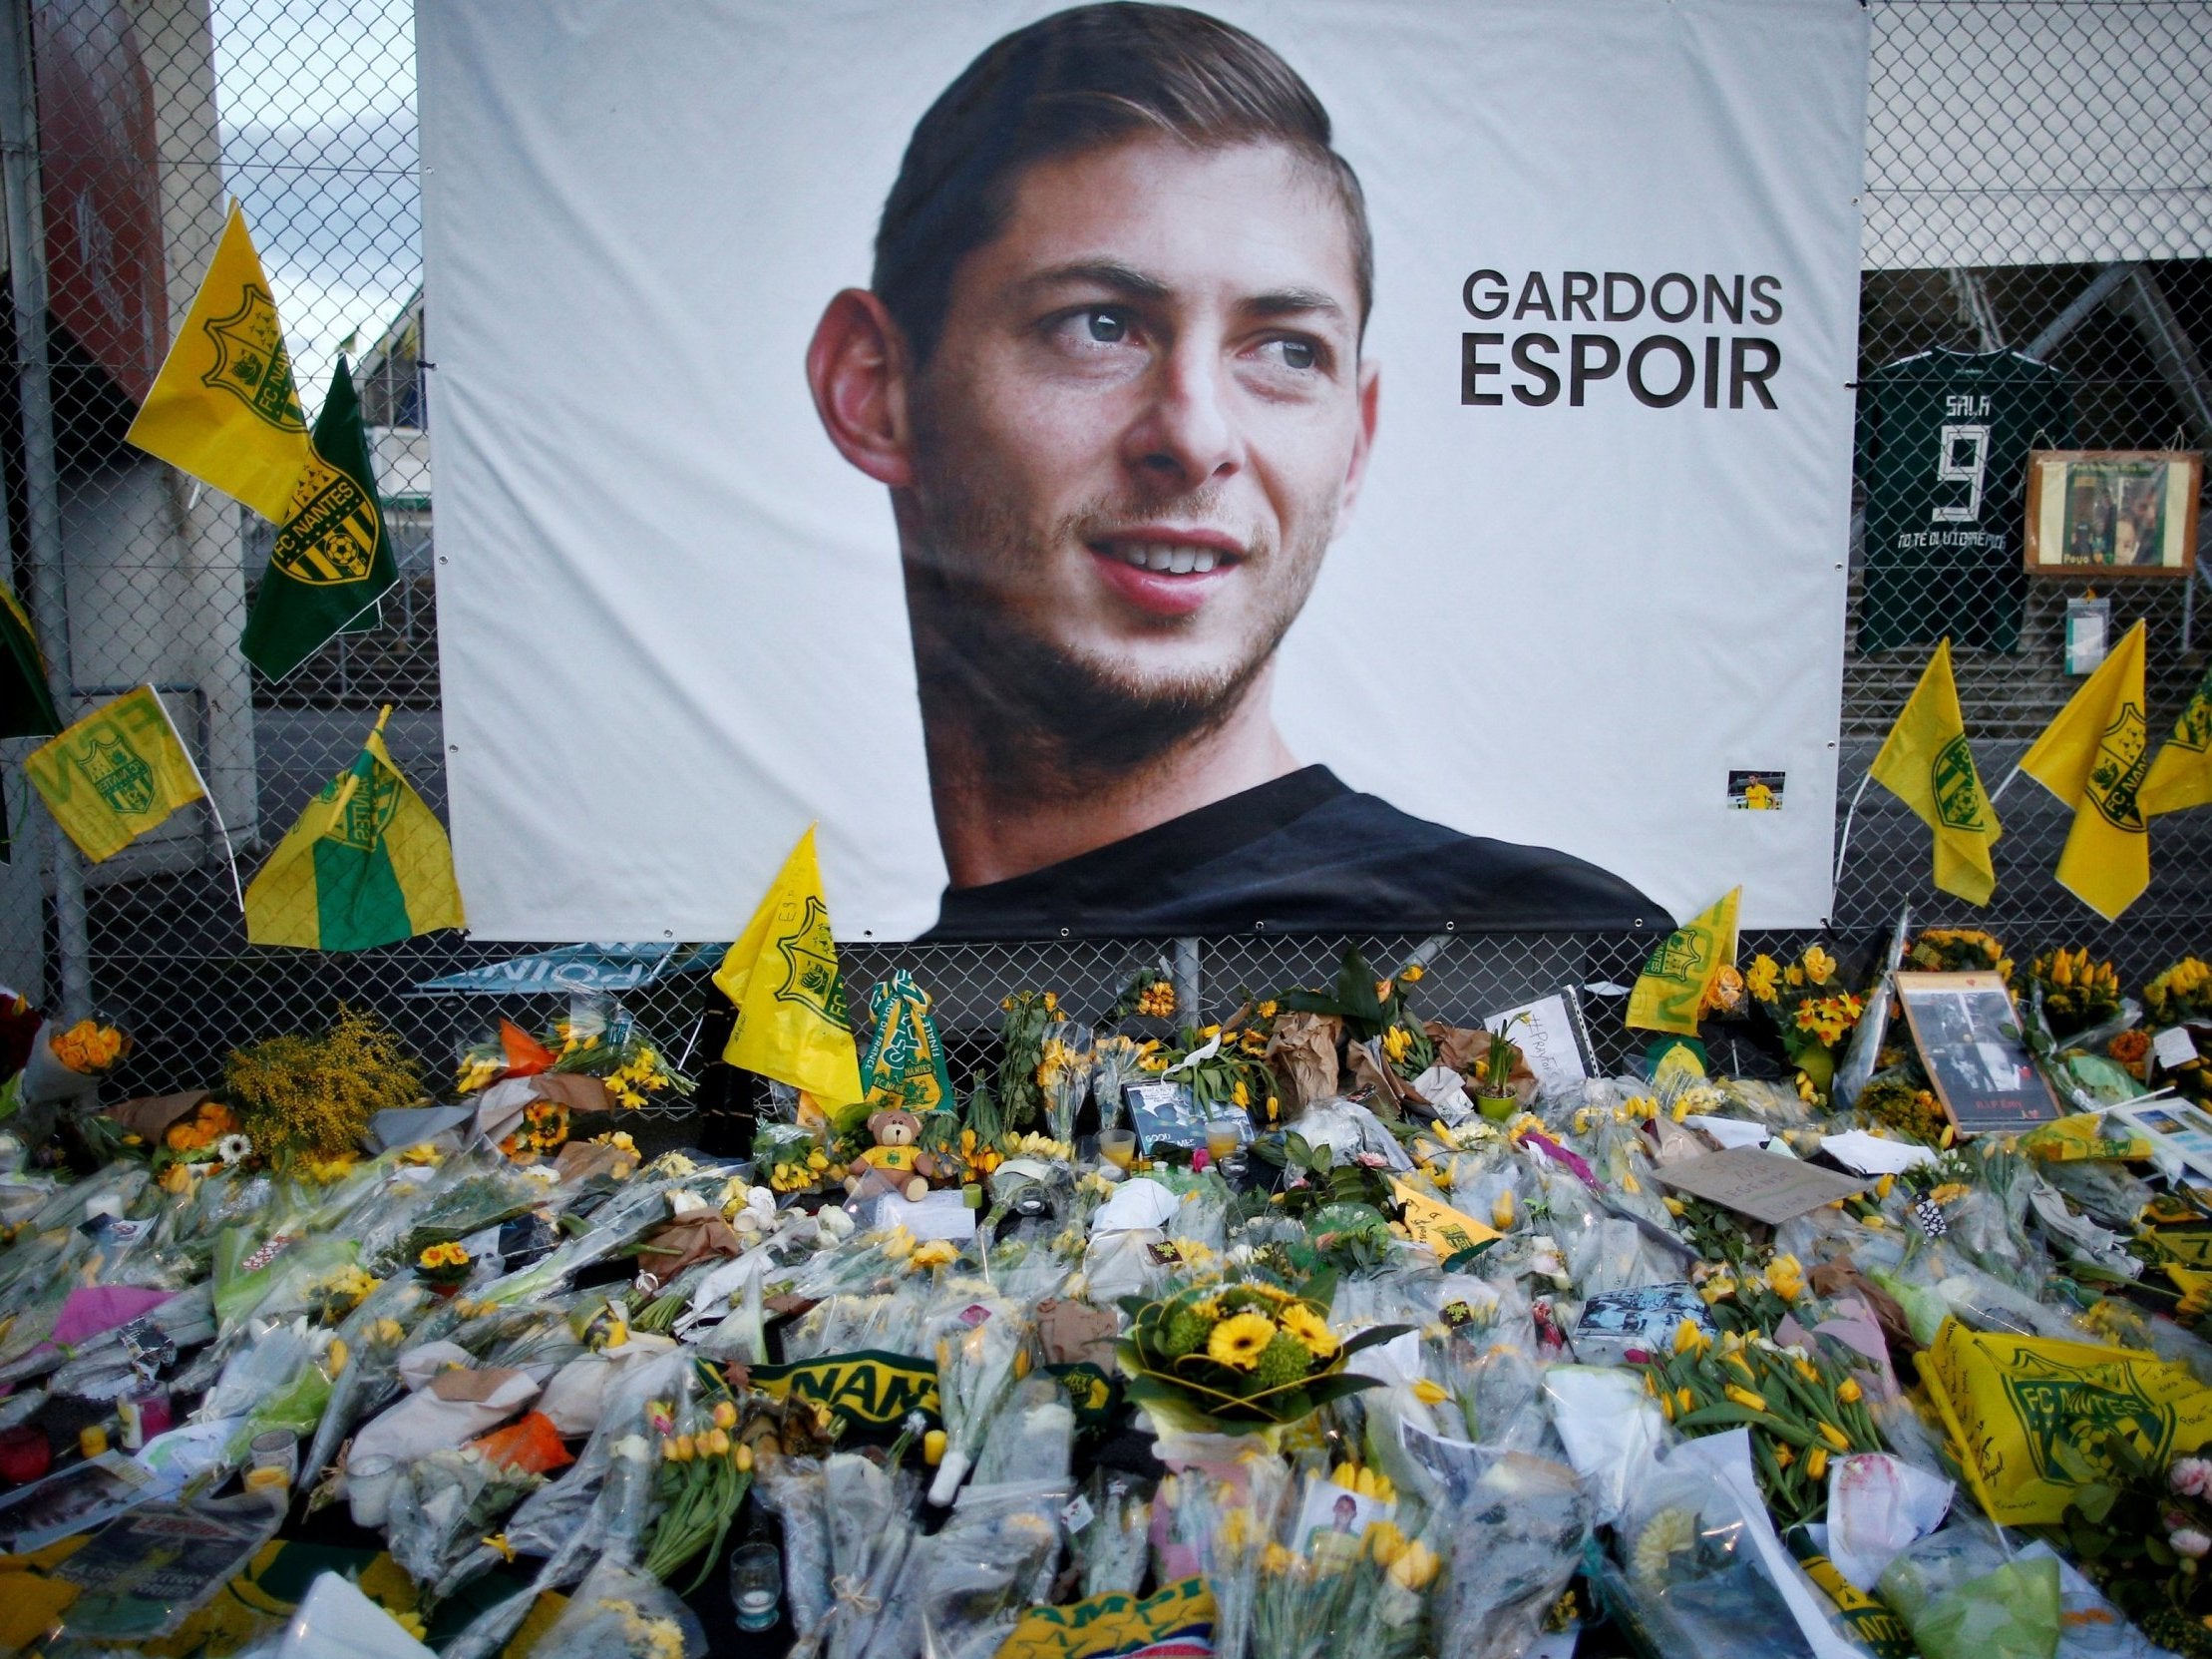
top-left (1116, 1276), bottom-right (1406, 1434)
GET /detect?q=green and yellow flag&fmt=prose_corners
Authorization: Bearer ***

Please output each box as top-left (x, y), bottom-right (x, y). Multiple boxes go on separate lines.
top-left (1867, 638), bottom-right (2002, 905)
top-left (2141, 659), bottom-right (2212, 817)
top-left (125, 202), bottom-right (308, 522)
top-left (244, 705), bottom-right (465, 950)
top-left (0, 580), bottom-right (63, 865)
top-left (1627, 886), bottom-right (1740, 1036)
top-left (2022, 619), bottom-right (2150, 921)
top-left (0, 581), bottom-right (60, 742)
top-left (240, 358), bottom-right (399, 680)
top-left (24, 686), bottom-right (204, 862)
top-left (714, 826), bottom-right (864, 1104)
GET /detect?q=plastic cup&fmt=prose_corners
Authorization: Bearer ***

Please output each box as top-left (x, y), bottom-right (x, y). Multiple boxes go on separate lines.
top-left (1098, 1129), bottom-right (1137, 1169)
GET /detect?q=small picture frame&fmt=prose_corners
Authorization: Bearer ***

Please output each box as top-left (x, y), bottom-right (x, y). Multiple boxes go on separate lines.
top-left (2025, 450), bottom-right (2201, 577)
top-left (1893, 971), bottom-right (2061, 1135)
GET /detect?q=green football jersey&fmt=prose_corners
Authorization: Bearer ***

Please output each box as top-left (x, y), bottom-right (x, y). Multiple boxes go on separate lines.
top-left (1856, 348), bottom-right (2076, 653)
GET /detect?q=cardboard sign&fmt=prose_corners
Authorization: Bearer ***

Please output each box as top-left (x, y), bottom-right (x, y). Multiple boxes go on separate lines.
top-left (1656, 1146), bottom-right (1867, 1224)
top-left (1893, 971), bottom-right (2061, 1135)
top-left (1482, 990), bottom-right (1598, 1100)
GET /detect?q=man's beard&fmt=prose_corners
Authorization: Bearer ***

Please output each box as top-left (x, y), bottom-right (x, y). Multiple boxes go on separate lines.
top-left (903, 483), bottom-right (1325, 800)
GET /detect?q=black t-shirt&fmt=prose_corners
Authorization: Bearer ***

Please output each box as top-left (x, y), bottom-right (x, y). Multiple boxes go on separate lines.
top-left (925, 766), bottom-right (1669, 940)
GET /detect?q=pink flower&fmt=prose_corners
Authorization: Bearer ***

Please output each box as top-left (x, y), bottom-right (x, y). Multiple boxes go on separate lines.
top-left (1354, 1152), bottom-right (1389, 1169)
top-left (2172, 1457), bottom-right (2212, 1499)
top-left (2172, 1526), bottom-right (2212, 1560)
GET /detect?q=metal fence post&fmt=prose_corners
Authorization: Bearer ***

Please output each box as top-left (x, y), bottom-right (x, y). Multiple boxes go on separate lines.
top-left (0, 0), bottom-right (92, 1020)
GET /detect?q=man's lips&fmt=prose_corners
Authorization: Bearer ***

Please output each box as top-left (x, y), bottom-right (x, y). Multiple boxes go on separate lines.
top-left (1086, 532), bottom-right (1245, 619)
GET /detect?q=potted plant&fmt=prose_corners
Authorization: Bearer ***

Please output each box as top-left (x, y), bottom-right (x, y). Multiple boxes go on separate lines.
top-left (1474, 1022), bottom-right (1522, 1122)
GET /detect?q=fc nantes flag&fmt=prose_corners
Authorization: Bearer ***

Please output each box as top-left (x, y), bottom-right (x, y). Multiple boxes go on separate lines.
top-left (1627, 886), bottom-right (1741, 1036)
top-left (2141, 659), bottom-right (2212, 816)
top-left (239, 358), bottom-right (399, 680)
top-left (1867, 638), bottom-right (2002, 905)
top-left (24, 687), bottom-right (204, 862)
top-left (2022, 619), bottom-right (2151, 921)
top-left (126, 202), bottom-right (308, 522)
top-left (244, 706), bottom-right (465, 950)
top-left (714, 826), bottom-right (864, 1104)
top-left (0, 581), bottom-right (61, 741)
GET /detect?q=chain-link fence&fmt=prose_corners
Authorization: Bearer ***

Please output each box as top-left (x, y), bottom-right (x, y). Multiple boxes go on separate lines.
top-left (2, 0), bottom-right (2208, 1106)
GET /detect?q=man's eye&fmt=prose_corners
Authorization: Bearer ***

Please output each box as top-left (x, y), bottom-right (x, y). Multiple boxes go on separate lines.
top-left (1272, 337), bottom-right (1318, 370)
top-left (1084, 309), bottom-right (1129, 343)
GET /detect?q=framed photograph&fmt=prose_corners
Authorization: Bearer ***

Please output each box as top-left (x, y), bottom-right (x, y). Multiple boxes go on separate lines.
top-left (1893, 971), bottom-right (2061, 1135)
top-left (1121, 1079), bottom-right (1206, 1153)
top-left (2025, 450), bottom-right (2201, 577)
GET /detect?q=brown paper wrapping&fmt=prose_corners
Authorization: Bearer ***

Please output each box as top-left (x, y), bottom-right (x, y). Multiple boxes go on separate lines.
top-left (1266, 1012), bottom-right (1343, 1109)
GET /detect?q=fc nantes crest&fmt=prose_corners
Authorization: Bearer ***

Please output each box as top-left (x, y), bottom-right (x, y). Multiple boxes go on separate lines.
top-left (200, 283), bottom-right (306, 432)
top-left (773, 893), bottom-right (850, 1030)
top-left (1648, 928), bottom-right (1706, 984)
top-left (2084, 703), bottom-right (2149, 831)
top-left (76, 731), bottom-right (158, 817)
top-left (1932, 734), bottom-right (1991, 832)
top-left (270, 449), bottom-right (382, 585)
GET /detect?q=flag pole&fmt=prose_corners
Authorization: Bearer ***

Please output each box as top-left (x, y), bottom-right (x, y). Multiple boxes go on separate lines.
top-left (1988, 760), bottom-right (2023, 804)
top-left (1831, 768), bottom-right (1873, 894)
top-left (147, 683), bottom-right (245, 919)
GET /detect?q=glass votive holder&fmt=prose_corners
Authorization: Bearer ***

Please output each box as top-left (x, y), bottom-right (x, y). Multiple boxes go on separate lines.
top-left (729, 1539), bottom-right (782, 1632)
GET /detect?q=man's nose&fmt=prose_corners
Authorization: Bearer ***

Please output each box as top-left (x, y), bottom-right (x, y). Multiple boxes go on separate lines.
top-left (1124, 345), bottom-right (1240, 490)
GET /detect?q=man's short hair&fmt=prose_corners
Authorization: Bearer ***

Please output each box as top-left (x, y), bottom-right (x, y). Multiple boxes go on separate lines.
top-left (874, 2), bottom-right (1372, 364)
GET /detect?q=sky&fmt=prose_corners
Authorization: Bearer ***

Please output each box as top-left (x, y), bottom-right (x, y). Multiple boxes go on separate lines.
top-left (209, 0), bottom-right (419, 406)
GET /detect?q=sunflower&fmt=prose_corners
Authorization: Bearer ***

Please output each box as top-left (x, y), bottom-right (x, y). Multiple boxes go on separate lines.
top-left (1278, 1301), bottom-right (1338, 1359)
top-left (1207, 1312), bottom-right (1278, 1372)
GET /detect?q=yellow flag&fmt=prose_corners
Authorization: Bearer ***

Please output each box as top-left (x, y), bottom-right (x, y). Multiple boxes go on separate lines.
top-left (1627, 887), bottom-right (1740, 1036)
top-left (2141, 660), bottom-right (2212, 816)
top-left (125, 202), bottom-right (309, 521)
top-left (2022, 620), bottom-right (2150, 921)
top-left (24, 686), bottom-right (204, 862)
top-left (1867, 638), bottom-right (2002, 905)
top-left (714, 826), bottom-right (864, 1104)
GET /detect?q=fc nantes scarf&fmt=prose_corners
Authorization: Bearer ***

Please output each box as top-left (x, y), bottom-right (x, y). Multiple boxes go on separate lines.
top-left (244, 706), bottom-right (464, 950)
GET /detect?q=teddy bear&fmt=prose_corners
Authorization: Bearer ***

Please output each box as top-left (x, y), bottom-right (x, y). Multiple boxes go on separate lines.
top-left (844, 1107), bottom-right (941, 1204)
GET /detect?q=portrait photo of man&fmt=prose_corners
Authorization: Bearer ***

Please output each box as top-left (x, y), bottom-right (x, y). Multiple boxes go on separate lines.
top-left (805, 2), bottom-right (1667, 940)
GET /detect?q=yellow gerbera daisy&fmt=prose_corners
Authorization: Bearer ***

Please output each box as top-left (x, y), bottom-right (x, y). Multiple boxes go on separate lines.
top-left (1207, 1312), bottom-right (1278, 1372)
top-left (1279, 1301), bottom-right (1339, 1359)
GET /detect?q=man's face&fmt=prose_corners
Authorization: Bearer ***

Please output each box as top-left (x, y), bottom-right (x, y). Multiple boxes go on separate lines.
top-left (900, 135), bottom-right (1376, 749)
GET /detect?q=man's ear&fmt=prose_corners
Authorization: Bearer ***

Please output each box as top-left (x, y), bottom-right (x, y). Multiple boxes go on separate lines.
top-left (1336, 359), bottom-right (1380, 520)
top-left (806, 288), bottom-right (916, 488)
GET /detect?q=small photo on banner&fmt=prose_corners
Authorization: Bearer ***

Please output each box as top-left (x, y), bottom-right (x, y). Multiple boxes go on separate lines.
top-left (1726, 771), bottom-right (1785, 810)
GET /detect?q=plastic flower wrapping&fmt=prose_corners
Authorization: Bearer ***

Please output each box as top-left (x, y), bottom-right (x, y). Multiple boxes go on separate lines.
top-left (8, 935), bottom-right (2212, 1657)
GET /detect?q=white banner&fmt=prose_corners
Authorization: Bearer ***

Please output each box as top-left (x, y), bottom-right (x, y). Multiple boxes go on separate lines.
top-left (420, 0), bottom-right (1867, 941)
